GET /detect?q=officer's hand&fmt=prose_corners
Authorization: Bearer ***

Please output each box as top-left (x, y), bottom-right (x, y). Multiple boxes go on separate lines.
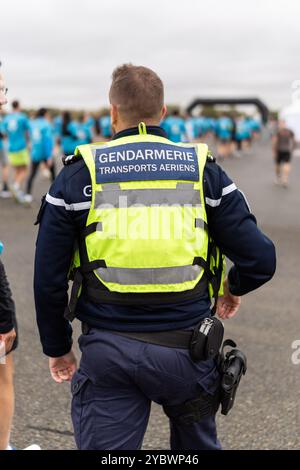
top-left (0, 328), bottom-right (16, 355)
top-left (49, 350), bottom-right (77, 383)
top-left (216, 279), bottom-right (241, 320)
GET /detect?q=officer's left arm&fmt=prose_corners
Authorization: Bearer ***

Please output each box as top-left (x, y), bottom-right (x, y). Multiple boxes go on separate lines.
top-left (204, 161), bottom-right (276, 297)
top-left (34, 170), bottom-right (77, 358)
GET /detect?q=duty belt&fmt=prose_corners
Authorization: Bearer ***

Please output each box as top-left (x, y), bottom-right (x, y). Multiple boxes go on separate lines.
top-left (112, 330), bottom-right (193, 349)
top-left (82, 323), bottom-right (193, 349)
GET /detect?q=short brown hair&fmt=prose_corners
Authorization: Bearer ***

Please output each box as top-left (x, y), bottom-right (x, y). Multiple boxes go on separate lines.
top-left (109, 64), bottom-right (164, 125)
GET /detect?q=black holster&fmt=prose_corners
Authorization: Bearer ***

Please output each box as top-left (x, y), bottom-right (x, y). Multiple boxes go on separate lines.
top-left (218, 339), bottom-right (247, 415)
top-left (162, 340), bottom-right (247, 425)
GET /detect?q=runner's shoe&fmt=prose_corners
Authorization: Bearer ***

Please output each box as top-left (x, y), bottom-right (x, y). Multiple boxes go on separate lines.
top-left (0, 190), bottom-right (12, 198)
top-left (22, 194), bottom-right (33, 205)
top-left (24, 444), bottom-right (41, 450)
top-left (10, 183), bottom-right (24, 203)
top-left (6, 443), bottom-right (41, 450)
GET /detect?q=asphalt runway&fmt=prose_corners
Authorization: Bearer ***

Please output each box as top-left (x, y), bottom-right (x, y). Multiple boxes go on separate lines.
top-left (0, 134), bottom-right (299, 450)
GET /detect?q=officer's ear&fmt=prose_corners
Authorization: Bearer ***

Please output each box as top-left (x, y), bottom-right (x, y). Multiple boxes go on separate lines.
top-left (110, 104), bottom-right (118, 133)
top-left (161, 105), bottom-right (167, 122)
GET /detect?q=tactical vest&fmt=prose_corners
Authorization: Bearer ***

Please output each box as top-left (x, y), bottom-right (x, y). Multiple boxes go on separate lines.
top-left (65, 126), bottom-right (225, 321)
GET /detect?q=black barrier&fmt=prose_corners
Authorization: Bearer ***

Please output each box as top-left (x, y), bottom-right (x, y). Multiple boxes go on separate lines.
top-left (186, 98), bottom-right (269, 124)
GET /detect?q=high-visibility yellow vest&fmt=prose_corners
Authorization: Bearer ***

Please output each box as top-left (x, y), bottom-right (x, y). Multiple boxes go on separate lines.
top-left (65, 126), bottom-right (225, 320)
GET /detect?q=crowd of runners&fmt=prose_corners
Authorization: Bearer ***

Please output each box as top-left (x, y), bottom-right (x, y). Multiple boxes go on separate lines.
top-left (0, 102), bottom-right (265, 206)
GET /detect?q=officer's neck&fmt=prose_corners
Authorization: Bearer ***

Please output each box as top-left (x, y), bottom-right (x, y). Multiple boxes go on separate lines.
top-left (114, 120), bottom-right (160, 134)
top-left (112, 122), bottom-right (165, 140)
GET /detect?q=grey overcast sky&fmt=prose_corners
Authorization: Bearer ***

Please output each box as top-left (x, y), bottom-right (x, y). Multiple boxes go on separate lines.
top-left (1, 0), bottom-right (299, 110)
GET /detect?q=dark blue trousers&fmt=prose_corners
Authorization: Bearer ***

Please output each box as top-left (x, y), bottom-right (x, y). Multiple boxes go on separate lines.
top-left (71, 328), bottom-right (221, 450)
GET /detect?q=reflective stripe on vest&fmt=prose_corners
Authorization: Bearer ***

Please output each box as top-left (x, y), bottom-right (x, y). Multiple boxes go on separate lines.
top-left (96, 264), bottom-right (202, 285)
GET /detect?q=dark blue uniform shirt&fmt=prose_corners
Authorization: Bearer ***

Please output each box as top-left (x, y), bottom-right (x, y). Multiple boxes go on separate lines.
top-left (34, 127), bottom-right (276, 357)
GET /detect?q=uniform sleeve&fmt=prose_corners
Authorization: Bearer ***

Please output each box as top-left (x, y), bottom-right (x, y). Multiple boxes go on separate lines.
top-left (0, 260), bottom-right (15, 334)
top-left (204, 162), bottom-right (276, 296)
top-left (34, 169), bottom-right (76, 357)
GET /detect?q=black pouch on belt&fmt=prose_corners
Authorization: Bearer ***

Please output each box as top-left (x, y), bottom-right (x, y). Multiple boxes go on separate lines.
top-left (189, 317), bottom-right (224, 362)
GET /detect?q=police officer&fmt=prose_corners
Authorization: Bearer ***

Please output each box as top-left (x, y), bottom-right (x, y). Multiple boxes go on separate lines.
top-left (34, 64), bottom-right (276, 450)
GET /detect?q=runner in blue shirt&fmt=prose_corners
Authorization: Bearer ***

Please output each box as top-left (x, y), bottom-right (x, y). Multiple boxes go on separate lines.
top-left (201, 116), bottom-right (211, 137)
top-left (60, 112), bottom-right (78, 156)
top-left (207, 117), bottom-right (217, 136)
top-left (216, 115), bottom-right (233, 160)
top-left (53, 115), bottom-right (62, 140)
top-left (237, 118), bottom-right (253, 153)
top-left (194, 115), bottom-right (206, 138)
top-left (0, 111), bottom-right (10, 198)
top-left (99, 114), bottom-right (112, 140)
top-left (85, 115), bottom-right (96, 139)
top-left (185, 116), bottom-right (199, 141)
top-left (246, 116), bottom-right (262, 140)
top-left (1, 101), bottom-right (30, 202)
top-left (252, 118), bottom-right (262, 136)
top-left (25, 108), bottom-right (56, 203)
top-left (216, 116), bottom-right (233, 141)
top-left (161, 110), bottom-right (187, 143)
top-left (74, 114), bottom-right (93, 147)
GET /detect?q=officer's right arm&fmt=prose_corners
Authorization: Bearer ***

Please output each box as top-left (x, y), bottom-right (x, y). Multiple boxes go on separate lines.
top-left (34, 169), bottom-right (77, 358)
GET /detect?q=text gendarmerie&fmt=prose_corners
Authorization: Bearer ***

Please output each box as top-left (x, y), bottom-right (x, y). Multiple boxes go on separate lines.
top-left (98, 148), bottom-right (195, 164)
top-left (94, 143), bottom-right (200, 184)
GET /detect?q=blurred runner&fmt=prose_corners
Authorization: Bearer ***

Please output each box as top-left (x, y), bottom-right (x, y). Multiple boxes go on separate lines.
top-left (247, 115), bottom-right (262, 140)
top-left (235, 117), bottom-right (252, 155)
top-left (185, 114), bottom-right (199, 141)
top-left (1, 100), bottom-right (30, 203)
top-left (25, 108), bottom-right (56, 203)
top-left (74, 113), bottom-right (93, 147)
top-left (0, 243), bottom-right (18, 451)
top-left (99, 113), bottom-right (112, 140)
top-left (272, 120), bottom-right (296, 187)
top-left (0, 109), bottom-right (10, 198)
top-left (85, 114), bottom-right (96, 140)
top-left (161, 109), bottom-right (187, 143)
top-left (0, 65), bottom-right (41, 451)
top-left (53, 114), bottom-right (62, 141)
top-left (216, 114), bottom-right (233, 160)
top-left (0, 70), bottom-right (18, 451)
top-left (60, 111), bottom-right (77, 156)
